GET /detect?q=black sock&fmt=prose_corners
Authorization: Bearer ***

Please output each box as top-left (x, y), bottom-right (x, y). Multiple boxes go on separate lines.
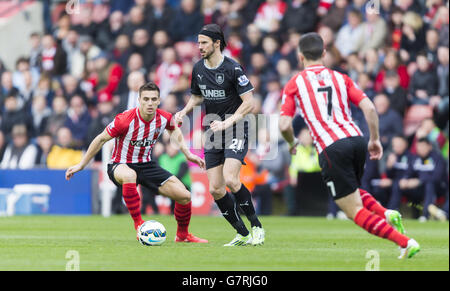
top-left (233, 184), bottom-right (262, 228)
top-left (215, 193), bottom-right (249, 236)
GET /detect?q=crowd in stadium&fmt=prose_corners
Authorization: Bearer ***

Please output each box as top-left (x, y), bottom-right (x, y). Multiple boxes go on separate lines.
top-left (0, 0), bottom-right (448, 220)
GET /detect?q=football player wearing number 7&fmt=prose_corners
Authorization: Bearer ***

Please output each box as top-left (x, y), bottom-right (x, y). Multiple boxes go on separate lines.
top-left (65, 82), bottom-right (208, 243)
top-left (279, 33), bottom-right (420, 259)
top-left (174, 24), bottom-right (265, 246)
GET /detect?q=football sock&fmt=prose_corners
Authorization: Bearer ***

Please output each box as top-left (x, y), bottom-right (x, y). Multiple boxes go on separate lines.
top-left (174, 201), bottom-right (191, 239)
top-left (233, 184), bottom-right (262, 228)
top-left (215, 193), bottom-right (249, 236)
top-left (359, 188), bottom-right (387, 218)
top-left (354, 208), bottom-right (409, 248)
top-left (122, 183), bottom-right (143, 230)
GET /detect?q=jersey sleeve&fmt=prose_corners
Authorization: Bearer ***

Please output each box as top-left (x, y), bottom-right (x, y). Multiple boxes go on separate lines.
top-left (234, 65), bottom-right (254, 96)
top-left (344, 74), bottom-right (368, 106)
top-left (106, 112), bottom-right (128, 138)
top-left (280, 77), bottom-right (298, 117)
top-left (190, 65), bottom-right (201, 96)
top-left (158, 109), bottom-right (176, 131)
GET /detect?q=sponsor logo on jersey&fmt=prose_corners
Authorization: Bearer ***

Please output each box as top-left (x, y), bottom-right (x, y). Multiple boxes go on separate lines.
top-left (201, 89), bottom-right (226, 100)
top-left (238, 75), bottom-right (249, 87)
top-left (215, 73), bottom-right (224, 85)
top-left (130, 138), bottom-right (157, 147)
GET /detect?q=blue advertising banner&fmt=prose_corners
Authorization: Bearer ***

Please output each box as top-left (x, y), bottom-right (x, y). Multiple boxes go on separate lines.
top-left (0, 169), bottom-right (92, 215)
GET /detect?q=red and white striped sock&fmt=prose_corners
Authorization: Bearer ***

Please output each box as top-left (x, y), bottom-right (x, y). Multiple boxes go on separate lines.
top-left (122, 183), bottom-right (143, 230)
top-left (354, 208), bottom-right (409, 248)
top-left (174, 202), bottom-right (191, 239)
top-left (359, 188), bottom-right (387, 218)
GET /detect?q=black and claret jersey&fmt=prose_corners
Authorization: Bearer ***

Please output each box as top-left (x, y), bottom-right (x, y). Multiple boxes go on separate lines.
top-left (190, 56), bottom-right (254, 122)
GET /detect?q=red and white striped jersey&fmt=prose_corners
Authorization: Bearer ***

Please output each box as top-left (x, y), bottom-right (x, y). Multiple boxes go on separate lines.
top-left (106, 108), bottom-right (175, 164)
top-left (280, 65), bottom-right (366, 153)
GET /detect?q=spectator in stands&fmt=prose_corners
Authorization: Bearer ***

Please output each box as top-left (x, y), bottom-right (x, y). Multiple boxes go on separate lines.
top-left (373, 93), bottom-right (403, 149)
top-left (29, 32), bottom-right (42, 72)
top-left (40, 34), bottom-right (67, 78)
top-left (387, 6), bottom-right (404, 51)
top-left (31, 94), bottom-right (51, 137)
top-left (363, 49), bottom-right (381, 80)
top-left (155, 47), bottom-right (182, 102)
top-left (436, 46), bottom-right (449, 98)
top-left (320, 0), bottom-right (348, 33)
top-left (384, 135), bottom-right (415, 209)
top-left (61, 29), bottom-right (80, 75)
top-left (46, 127), bottom-right (83, 169)
top-left (409, 53), bottom-right (439, 105)
top-left (397, 137), bottom-right (448, 221)
top-left (1, 71), bottom-right (19, 111)
top-left (335, 9), bottom-right (364, 57)
top-left (89, 53), bottom-right (124, 97)
top-left (109, 34), bottom-right (132, 69)
top-left (44, 95), bottom-right (68, 137)
top-left (0, 124), bottom-right (37, 169)
top-left (72, 5), bottom-right (99, 40)
top-left (131, 28), bottom-right (157, 71)
top-left (70, 35), bottom-right (101, 79)
top-left (53, 12), bottom-right (71, 42)
top-left (359, 11), bottom-right (388, 55)
top-left (169, 0), bottom-right (204, 42)
top-left (117, 71), bottom-right (146, 112)
top-left (64, 95), bottom-right (91, 149)
top-left (425, 28), bottom-right (440, 66)
top-left (122, 5), bottom-right (151, 39)
top-left (35, 132), bottom-right (54, 167)
top-left (254, 0), bottom-right (287, 34)
top-left (34, 75), bottom-right (55, 109)
top-left (241, 23), bottom-right (264, 68)
top-left (281, 0), bottom-right (317, 34)
top-left (96, 10), bottom-right (125, 51)
top-left (148, 0), bottom-right (175, 33)
top-left (382, 70), bottom-right (408, 117)
top-left (1, 95), bottom-right (34, 141)
top-left (375, 49), bottom-right (410, 92)
top-left (410, 118), bottom-right (448, 158)
top-left (261, 35), bottom-right (282, 73)
top-left (400, 12), bottom-right (426, 62)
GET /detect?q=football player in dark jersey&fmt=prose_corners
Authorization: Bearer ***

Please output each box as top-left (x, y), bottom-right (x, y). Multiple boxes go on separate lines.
top-left (175, 24), bottom-right (265, 246)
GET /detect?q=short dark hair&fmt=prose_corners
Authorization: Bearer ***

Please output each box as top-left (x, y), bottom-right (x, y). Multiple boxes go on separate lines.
top-left (200, 24), bottom-right (226, 51)
top-left (139, 82), bottom-right (160, 97)
top-left (298, 32), bottom-right (324, 61)
top-left (417, 137), bottom-right (432, 145)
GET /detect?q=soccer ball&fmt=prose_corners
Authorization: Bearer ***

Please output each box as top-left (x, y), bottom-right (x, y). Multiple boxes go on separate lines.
top-left (138, 220), bottom-right (167, 246)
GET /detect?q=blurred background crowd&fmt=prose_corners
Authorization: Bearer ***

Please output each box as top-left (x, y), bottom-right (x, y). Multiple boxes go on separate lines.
top-left (0, 0), bottom-right (448, 221)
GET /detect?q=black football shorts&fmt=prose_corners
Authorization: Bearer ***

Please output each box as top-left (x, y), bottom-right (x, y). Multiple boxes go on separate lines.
top-left (204, 123), bottom-right (249, 170)
top-left (107, 161), bottom-right (173, 191)
top-left (318, 136), bottom-right (367, 200)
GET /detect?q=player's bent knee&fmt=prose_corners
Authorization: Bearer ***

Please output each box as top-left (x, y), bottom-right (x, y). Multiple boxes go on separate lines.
top-left (209, 186), bottom-right (226, 200)
top-left (176, 190), bottom-right (191, 205)
top-left (224, 178), bottom-right (241, 193)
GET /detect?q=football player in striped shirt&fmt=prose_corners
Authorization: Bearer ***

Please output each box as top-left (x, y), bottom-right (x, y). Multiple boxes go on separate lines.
top-left (279, 33), bottom-right (420, 259)
top-left (66, 82), bottom-right (208, 243)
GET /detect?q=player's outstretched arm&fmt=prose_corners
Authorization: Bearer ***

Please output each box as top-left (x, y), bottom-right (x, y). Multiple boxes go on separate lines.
top-left (358, 98), bottom-right (383, 160)
top-left (168, 126), bottom-right (206, 170)
top-left (210, 91), bottom-right (254, 132)
top-left (174, 94), bottom-right (204, 126)
top-left (279, 115), bottom-right (299, 155)
top-left (65, 129), bottom-right (113, 180)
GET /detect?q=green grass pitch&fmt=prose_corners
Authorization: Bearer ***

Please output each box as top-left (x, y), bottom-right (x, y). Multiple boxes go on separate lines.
top-left (0, 215), bottom-right (448, 271)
